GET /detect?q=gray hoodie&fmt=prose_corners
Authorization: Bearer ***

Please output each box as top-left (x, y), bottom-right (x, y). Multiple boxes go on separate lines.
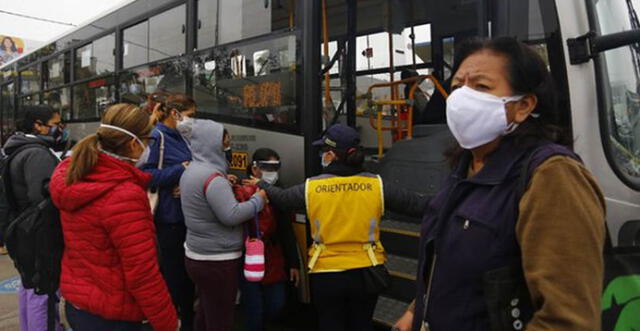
top-left (180, 119), bottom-right (264, 259)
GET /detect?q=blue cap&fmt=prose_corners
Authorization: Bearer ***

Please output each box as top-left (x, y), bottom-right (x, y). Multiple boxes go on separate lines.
top-left (312, 124), bottom-right (360, 150)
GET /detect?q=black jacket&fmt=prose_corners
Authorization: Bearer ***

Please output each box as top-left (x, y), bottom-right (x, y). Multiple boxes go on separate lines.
top-left (257, 162), bottom-right (428, 218)
top-left (2, 133), bottom-right (59, 211)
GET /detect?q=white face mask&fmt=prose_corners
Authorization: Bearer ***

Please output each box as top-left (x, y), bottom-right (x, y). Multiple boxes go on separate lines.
top-left (98, 124), bottom-right (148, 167)
top-left (321, 152), bottom-right (332, 168)
top-left (177, 116), bottom-right (195, 139)
top-left (446, 86), bottom-right (524, 149)
top-left (261, 171), bottom-right (279, 184)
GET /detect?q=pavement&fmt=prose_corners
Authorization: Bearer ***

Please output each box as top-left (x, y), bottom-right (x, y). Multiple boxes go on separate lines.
top-left (0, 253), bottom-right (19, 331)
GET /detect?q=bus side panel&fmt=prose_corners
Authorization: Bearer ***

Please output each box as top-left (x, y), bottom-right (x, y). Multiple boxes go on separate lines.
top-left (556, 0), bottom-right (640, 245)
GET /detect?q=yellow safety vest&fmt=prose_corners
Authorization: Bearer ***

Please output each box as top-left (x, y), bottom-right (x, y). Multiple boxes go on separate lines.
top-left (305, 173), bottom-right (385, 273)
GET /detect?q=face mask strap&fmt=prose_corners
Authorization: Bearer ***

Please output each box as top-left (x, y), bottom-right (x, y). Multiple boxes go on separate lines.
top-left (100, 124), bottom-right (144, 149)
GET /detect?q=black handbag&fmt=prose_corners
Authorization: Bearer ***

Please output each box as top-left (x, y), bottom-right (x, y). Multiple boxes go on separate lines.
top-left (362, 264), bottom-right (391, 294)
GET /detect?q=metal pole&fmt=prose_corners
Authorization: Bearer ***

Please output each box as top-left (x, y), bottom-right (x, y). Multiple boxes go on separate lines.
top-left (346, 0), bottom-right (357, 127)
top-left (301, 0), bottom-right (322, 177)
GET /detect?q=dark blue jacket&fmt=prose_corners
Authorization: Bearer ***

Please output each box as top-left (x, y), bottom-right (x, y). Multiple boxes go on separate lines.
top-left (411, 140), bottom-right (578, 331)
top-left (142, 123), bottom-right (192, 224)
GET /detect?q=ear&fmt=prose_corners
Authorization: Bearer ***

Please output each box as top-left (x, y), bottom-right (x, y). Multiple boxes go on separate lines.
top-left (128, 138), bottom-right (140, 155)
top-left (511, 94), bottom-right (538, 124)
top-left (327, 150), bottom-right (337, 162)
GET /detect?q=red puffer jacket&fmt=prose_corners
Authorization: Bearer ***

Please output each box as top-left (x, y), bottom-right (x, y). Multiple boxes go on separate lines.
top-left (50, 154), bottom-right (178, 331)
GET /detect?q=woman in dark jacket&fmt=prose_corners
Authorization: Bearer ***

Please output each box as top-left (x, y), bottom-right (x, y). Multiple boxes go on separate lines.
top-left (246, 124), bottom-right (428, 331)
top-left (141, 92), bottom-right (196, 330)
top-left (240, 148), bottom-right (300, 331)
top-left (393, 37), bottom-right (605, 331)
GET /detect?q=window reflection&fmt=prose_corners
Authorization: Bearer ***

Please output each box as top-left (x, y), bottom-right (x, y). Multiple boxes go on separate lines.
top-left (20, 66), bottom-right (41, 95)
top-left (73, 78), bottom-right (116, 120)
top-left (119, 59), bottom-right (187, 105)
top-left (46, 54), bottom-right (66, 89)
top-left (193, 35), bottom-right (297, 126)
top-left (75, 34), bottom-right (115, 81)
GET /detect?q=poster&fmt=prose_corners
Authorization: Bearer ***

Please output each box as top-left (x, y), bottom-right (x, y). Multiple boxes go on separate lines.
top-left (0, 35), bottom-right (25, 67)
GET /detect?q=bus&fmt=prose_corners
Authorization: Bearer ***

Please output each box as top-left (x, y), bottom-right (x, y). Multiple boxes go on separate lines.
top-left (1, 0), bottom-right (639, 329)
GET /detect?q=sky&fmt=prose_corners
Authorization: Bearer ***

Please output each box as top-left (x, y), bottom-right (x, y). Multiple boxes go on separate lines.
top-left (0, 0), bottom-right (131, 43)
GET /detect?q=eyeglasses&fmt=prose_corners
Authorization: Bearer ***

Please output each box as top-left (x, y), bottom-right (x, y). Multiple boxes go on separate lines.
top-left (254, 160), bottom-right (281, 172)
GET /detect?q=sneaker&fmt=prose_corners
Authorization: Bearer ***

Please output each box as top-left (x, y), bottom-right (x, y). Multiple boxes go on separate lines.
top-left (0, 246), bottom-right (7, 255)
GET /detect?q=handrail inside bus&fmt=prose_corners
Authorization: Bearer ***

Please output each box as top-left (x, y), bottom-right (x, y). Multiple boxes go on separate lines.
top-left (364, 75), bottom-right (449, 159)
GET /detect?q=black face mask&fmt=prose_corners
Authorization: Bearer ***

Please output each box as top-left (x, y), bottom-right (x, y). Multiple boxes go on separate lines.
top-left (224, 147), bottom-right (232, 163)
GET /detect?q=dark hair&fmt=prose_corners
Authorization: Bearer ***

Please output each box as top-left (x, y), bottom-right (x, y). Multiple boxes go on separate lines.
top-left (145, 91), bottom-right (170, 121)
top-left (247, 148), bottom-right (280, 177)
top-left (19, 105), bottom-right (58, 134)
top-left (2, 37), bottom-right (17, 53)
top-left (331, 146), bottom-right (365, 169)
top-left (447, 37), bottom-right (572, 166)
top-left (166, 93), bottom-right (197, 112)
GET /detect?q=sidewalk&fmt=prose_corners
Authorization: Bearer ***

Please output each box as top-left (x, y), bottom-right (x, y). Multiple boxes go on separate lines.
top-left (0, 254), bottom-right (19, 331)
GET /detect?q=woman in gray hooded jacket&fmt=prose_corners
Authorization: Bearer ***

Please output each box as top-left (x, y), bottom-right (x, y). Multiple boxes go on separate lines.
top-left (179, 119), bottom-right (266, 331)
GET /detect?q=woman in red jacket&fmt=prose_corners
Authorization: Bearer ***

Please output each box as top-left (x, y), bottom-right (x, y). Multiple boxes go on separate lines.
top-left (50, 103), bottom-right (178, 331)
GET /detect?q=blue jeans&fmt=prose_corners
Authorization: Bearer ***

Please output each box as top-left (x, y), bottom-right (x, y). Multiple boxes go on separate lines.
top-left (65, 303), bottom-right (144, 331)
top-left (241, 280), bottom-right (287, 331)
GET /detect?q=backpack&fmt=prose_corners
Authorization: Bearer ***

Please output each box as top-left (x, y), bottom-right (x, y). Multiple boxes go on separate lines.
top-left (2, 144), bottom-right (64, 295)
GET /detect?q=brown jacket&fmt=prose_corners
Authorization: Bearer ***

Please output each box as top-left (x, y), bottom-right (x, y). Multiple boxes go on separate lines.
top-left (406, 156), bottom-right (606, 331)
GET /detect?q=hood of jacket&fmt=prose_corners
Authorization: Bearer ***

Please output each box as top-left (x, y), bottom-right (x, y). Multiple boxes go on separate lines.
top-left (50, 153), bottom-right (151, 212)
top-left (3, 133), bottom-right (54, 154)
top-left (189, 119), bottom-right (227, 173)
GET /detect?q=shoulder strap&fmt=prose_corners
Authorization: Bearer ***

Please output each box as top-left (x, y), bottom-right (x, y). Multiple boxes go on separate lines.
top-left (515, 144), bottom-right (580, 200)
top-left (156, 130), bottom-right (165, 170)
top-left (2, 144), bottom-right (51, 211)
top-left (203, 172), bottom-right (224, 196)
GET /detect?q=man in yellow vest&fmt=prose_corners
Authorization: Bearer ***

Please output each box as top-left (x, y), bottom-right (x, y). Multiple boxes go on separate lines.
top-left (248, 124), bottom-right (428, 331)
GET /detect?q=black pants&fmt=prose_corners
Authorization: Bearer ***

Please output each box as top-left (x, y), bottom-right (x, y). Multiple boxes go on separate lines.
top-left (156, 223), bottom-right (195, 331)
top-left (65, 304), bottom-right (143, 331)
top-left (310, 268), bottom-right (378, 331)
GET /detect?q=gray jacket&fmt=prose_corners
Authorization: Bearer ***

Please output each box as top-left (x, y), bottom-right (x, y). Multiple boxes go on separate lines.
top-left (180, 120), bottom-right (264, 257)
top-left (2, 134), bottom-right (59, 211)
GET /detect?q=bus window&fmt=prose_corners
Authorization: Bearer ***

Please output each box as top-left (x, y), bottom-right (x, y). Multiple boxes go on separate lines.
top-left (119, 59), bottom-right (187, 105)
top-left (73, 78), bottom-right (116, 121)
top-left (197, 0), bottom-right (292, 50)
top-left (20, 65), bottom-right (41, 95)
top-left (1, 83), bottom-right (14, 141)
top-left (43, 88), bottom-right (71, 121)
top-left (123, 21), bottom-right (149, 69)
top-left (75, 33), bottom-right (115, 81)
top-left (45, 53), bottom-right (67, 90)
top-left (149, 5), bottom-right (186, 62)
top-left (193, 34), bottom-right (297, 127)
top-left (594, 0), bottom-right (640, 181)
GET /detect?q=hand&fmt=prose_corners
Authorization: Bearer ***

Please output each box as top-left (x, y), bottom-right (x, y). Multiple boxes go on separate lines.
top-left (242, 176), bottom-right (260, 186)
top-left (227, 174), bottom-right (239, 185)
top-left (182, 161), bottom-right (190, 168)
top-left (257, 189), bottom-right (268, 204)
top-left (393, 310), bottom-right (414, 331)
top-left (290, 268), bottom-right (300, 287)
top-left (150, 102), bottom-right (163, 125)
top-left (172, 186), bottom-right (181, 198)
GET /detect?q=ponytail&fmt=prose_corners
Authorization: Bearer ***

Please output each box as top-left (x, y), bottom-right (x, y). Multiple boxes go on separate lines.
top-left (66, 134), bottom-right (100, 184)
